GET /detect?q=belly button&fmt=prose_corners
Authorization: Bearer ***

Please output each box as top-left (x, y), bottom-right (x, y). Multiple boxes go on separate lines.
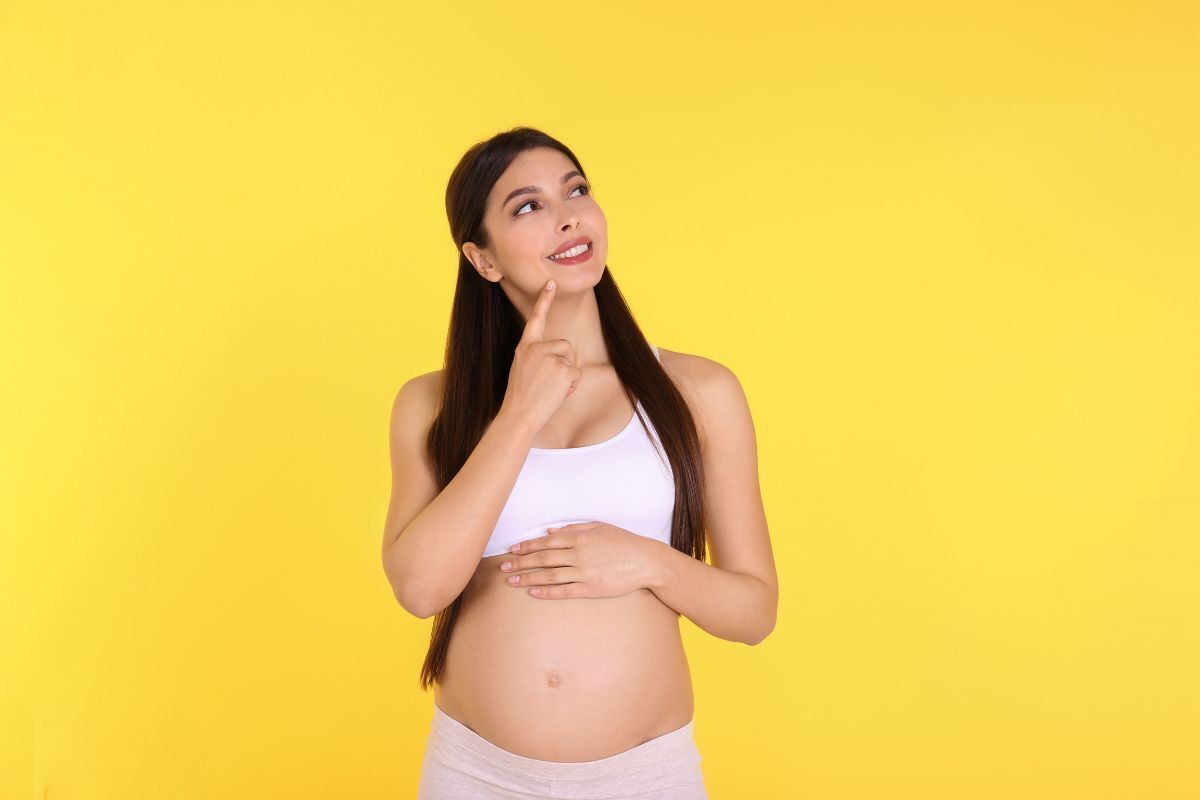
top-left (546, 671), bottom-right (562, 688)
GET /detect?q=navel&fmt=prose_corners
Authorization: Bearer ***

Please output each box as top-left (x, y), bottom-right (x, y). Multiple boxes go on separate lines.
top-left (545, 670), bottom-right (563, 688)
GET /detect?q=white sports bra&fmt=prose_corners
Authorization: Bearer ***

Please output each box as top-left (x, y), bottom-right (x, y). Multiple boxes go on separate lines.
top-left (482, 343), bottom-right (676, 558)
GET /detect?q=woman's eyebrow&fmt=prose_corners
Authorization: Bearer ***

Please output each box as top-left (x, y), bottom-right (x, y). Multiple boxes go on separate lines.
top-left (501, 170), bottom-right (584, 209)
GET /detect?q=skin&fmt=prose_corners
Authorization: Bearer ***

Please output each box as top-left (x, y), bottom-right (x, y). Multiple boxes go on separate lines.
top-left (388, 147), bottom-right (778, 761)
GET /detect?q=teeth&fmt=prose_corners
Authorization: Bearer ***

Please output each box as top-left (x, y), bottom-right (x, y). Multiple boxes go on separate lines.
top-left (550, 242), bottom-right (589, 259)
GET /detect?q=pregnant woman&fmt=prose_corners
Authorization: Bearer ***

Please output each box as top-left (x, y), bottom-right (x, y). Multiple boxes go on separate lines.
top-left (381, 127), bottom-right (778, 799)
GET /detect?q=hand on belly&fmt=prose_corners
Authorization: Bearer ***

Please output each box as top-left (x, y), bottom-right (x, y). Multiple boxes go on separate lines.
top-left (459, 556), bottom-right (685, 699)
top-left (496, 520), bottom-right (664, 600)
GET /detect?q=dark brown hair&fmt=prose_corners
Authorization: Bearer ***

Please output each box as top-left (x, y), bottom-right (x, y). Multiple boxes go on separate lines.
top-left (419, 126), bottom-right (708, 690)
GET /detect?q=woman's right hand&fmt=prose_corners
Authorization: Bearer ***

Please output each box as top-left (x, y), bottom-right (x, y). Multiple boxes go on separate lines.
top-left (500, 279), bottom-right (582, 433)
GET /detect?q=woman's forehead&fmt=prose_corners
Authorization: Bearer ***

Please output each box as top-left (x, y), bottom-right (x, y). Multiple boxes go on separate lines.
top-left (497, 149), bottom-right (574, 188)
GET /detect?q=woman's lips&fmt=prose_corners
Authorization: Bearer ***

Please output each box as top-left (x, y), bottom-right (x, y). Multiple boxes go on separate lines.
top-left (545, 242), bottom-right (594, 265)
top-left (548, 236), bottom-right (591, 256)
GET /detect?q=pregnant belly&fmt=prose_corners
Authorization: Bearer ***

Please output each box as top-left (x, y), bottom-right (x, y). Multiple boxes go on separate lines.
top-left (432, 553), bottom-right (696, 762)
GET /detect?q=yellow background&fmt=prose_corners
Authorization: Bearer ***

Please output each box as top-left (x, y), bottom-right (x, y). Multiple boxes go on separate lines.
top-left (3, 1), bottom-right (1197, 798)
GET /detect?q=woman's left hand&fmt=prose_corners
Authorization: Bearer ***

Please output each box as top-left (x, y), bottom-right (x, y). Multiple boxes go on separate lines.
top-left (498, 522), bottom-right (662, 599)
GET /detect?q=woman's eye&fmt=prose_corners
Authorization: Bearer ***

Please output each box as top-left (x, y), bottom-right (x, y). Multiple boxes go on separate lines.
top-left (513, 183), bottom-right (590, 217)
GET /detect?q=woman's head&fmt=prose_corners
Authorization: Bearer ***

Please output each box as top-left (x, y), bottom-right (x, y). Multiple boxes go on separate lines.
top-left (446, 128), bottom-right (608, 312)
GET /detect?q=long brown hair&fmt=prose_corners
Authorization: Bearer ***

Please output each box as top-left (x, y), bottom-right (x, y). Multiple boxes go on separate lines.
top-left (419, 126), bottom-right (708, 690)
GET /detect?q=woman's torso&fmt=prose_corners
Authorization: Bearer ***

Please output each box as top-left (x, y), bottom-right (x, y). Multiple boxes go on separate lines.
top-left (433, 345), bottom-right (696, 762)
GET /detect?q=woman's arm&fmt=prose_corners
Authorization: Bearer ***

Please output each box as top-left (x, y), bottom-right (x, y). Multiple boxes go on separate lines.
top-left (648, 354), bottom-right (778, 645)
top-left (381, 372), bottom-right (536, 618)
top-left (646, 542), bottom-right (777, 645)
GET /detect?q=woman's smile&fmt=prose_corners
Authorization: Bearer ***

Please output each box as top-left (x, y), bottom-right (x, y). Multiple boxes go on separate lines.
top-left (545, 241), bottom-right (594, 265)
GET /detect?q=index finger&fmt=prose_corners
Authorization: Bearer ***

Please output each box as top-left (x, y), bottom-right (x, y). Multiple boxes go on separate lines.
top-left (520, 278), bottom-right (556, 343)
top-left (508, 532), bottom-right (573, 554)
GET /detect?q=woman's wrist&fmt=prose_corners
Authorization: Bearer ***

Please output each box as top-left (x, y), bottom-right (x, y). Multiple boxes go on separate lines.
top-left (491, 404), bottom-right (537, 446)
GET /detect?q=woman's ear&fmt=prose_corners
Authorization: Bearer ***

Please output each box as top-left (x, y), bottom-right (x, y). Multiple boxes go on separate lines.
top-left (463, 242), bottom-right (503, 283)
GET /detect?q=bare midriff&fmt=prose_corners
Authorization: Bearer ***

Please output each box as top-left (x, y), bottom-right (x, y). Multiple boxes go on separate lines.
top-left (432, 551), bottom-right (696, 762)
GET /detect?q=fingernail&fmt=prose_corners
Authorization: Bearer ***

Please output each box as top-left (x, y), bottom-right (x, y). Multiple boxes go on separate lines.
top-left (508, 575), bottom-right (519, 584)
top-left (546, 280), bottom-right (555, 291)
top-left (500, 561), bottom-right (512, 571)
top-left (509, 544), bottom-right (520, 552)
top-left (530, 588), bottom-right (541, 595)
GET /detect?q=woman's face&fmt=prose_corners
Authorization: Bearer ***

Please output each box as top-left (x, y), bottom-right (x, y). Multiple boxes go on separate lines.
top-left (464, 146), bottom-right (608, 299)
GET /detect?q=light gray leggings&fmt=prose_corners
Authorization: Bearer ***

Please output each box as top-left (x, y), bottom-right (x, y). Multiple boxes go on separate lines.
top-left (417, 703), bottom-right (709, 799)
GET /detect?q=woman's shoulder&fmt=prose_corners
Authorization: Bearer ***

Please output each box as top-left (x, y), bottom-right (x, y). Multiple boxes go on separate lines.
top-left (390, 368), bottom-right (444, 442)
top-left (397, 368), bottom-right (444, 403)
top-left (656, 345), bottom-right (741, 394)
top-left (654, 345), bottom-right (748, 448)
